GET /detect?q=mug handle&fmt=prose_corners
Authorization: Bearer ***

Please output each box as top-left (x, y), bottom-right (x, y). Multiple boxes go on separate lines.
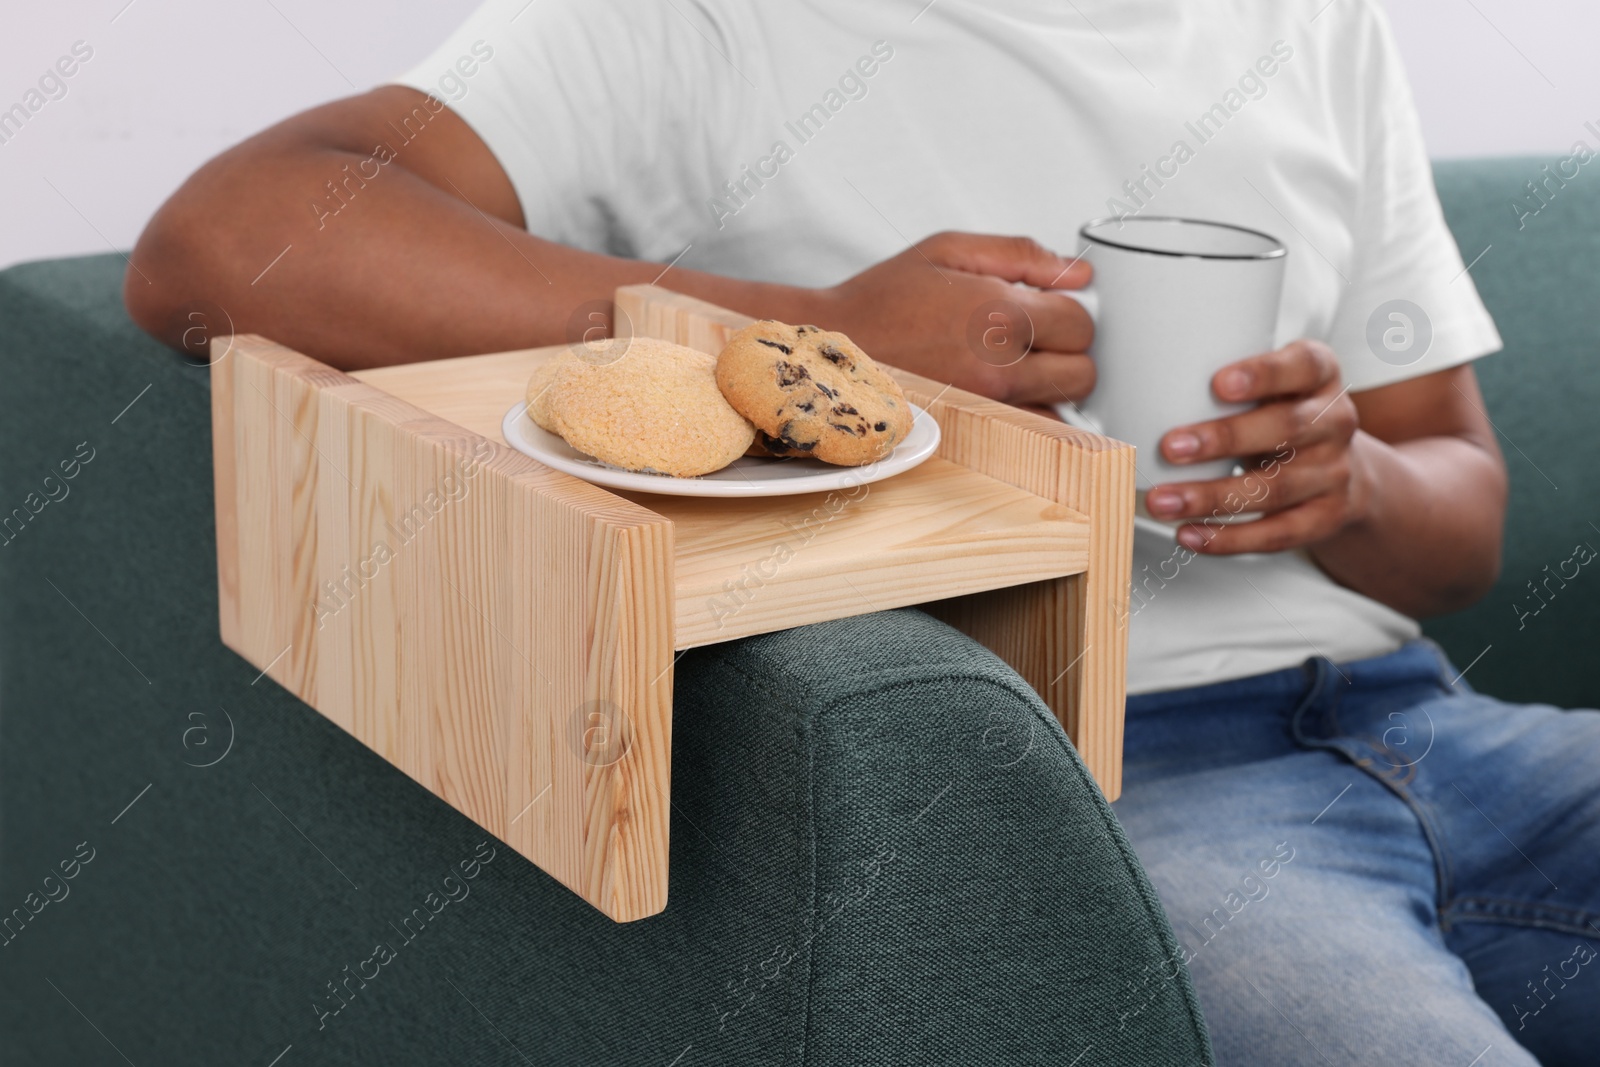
top-left (1048, 284), bottom-right (1103, 434)
top-left (1059, 284), bottom-right (1099, 323)
top-left (1042, 287), bottom-right (1179, 540)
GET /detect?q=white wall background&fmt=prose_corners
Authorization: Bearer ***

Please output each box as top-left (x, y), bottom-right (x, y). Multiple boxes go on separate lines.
top-left (1, 0), bottom-right (1595, 271)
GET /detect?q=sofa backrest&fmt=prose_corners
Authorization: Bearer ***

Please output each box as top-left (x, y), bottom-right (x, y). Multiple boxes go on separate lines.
top-left (1428, 158), bottom-right (1600, 707)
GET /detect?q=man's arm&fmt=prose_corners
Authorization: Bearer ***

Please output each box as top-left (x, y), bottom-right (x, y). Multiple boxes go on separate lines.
top-left (126, 87), bottom-right (797, 370)
top-left (1312, 365), bottom-right (1507, 615)
top-left (1144, 344), bottom-right (1507, 618)
top-left (126, 87), bottom-right (1093, 401)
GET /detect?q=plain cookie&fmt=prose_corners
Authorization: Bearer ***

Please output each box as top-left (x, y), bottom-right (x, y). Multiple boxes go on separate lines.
top-left (526, 338), bottom-right (755, 477)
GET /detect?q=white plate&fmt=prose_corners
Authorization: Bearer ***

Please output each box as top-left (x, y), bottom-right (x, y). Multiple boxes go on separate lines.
top-left (500, 401), bottom-right (941, 497)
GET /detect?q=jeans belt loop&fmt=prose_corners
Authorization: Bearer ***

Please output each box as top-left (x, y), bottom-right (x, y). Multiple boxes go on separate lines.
top-left (1288, 655), bottom-right (1340, 745)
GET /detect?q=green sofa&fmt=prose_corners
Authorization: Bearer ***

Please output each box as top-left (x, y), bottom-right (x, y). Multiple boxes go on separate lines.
top-left (2, 156), bottom-right (1594, 1065)
top-left (0, 282), bottom-right (1203, 1058)
top-left (1421, 160), bottom-right (1600, 709)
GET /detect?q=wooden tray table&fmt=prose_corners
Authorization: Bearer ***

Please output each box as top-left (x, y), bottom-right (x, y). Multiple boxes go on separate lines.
top-left (210, 285), bottom-right (1134, 922)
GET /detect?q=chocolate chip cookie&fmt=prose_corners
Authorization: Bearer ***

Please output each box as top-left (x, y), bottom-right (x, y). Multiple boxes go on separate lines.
top-left (715, 322), bottom-right (913, 466)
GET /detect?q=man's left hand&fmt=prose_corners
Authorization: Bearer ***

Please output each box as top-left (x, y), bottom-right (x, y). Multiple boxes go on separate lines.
top-left (1144, 339), bottom-right (1375, 554)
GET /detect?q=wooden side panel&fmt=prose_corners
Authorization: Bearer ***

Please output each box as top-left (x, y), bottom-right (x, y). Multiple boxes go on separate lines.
top-left (613, 286), bottom-right (1134, 798)
top-left (901, 388), bottom-right (1136, 801)
top-left (616, 285), bottom-right (752, 354)
top-left (212, 336), bottom-right (674, 921)
top-left (583, 520), bottom-right (675, 912)
top-left (210, 338), bottom-right (242, 652)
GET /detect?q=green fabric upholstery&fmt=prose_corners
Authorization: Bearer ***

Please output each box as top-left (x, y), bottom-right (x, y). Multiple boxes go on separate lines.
top-left (0, 256), bottom-right (1209, 1062)
top-left (1427, 159), bottom-right (1600, 708)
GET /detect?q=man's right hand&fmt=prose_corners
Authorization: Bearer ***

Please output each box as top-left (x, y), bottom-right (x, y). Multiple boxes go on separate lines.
top-left (812, 232), bottom-right (1095, 408)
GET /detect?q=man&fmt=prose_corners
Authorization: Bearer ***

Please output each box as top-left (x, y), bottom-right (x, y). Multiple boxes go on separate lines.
top-left (126, 1), bottom-right (1598, 1062)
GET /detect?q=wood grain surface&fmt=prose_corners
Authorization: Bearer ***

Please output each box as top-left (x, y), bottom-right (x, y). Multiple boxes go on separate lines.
top-left (213, 335), bottom-right (673, 921)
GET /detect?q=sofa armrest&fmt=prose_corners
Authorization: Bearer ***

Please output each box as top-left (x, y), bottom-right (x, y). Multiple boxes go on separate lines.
top-left (1, 254), bottom-right (1206, 1065)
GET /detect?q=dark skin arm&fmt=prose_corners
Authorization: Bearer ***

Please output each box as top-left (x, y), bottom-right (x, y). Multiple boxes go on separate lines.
top-left (126, 86), bottom-right (1094, 396)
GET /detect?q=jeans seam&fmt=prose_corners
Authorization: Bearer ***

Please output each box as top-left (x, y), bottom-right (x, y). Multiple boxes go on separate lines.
top-left (1405, 793), bottom-right (1458, 929)
top-left (1416, 636), bottom-right (1469, 695)
top-left (1442, 896), bottom-right (1600, 941)
top-left (1290, 657), bottom-right (1459, 920)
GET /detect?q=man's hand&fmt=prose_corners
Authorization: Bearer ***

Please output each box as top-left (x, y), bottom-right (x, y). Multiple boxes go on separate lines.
top-left (811, 232), bottom-right (1095, 406)
top-left (1137, 340), bottom-right (1507, 619)
top-left (1143, 339), bottom-right (1369, 554)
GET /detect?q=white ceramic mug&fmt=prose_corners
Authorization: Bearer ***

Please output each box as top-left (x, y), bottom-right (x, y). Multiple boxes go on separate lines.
top-left (1053, 216), bottom-right (1288, 486)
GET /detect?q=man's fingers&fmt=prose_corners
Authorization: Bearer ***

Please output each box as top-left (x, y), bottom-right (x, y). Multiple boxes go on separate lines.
top-left (1015, 288), bottom-right (1094, 353)
top-left (1145, 453), bottom-right (1338, 522)
top-left (960, 288), bottom-right (1093, 370)
top-left (921, 231), bottom-right (1093, 290)
top-left (1213, 339), bottom-right (1340, 402)
top-left (1162, 389), bottom-right (1354, 464)
top-left (1001, 351), bottom-right (1097, 406)
top-left (1175, 496), bottom-right (1342, 555)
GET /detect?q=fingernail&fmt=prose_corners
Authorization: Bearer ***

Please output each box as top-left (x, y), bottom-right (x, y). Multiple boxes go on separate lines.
top-left (1146, 489), bottom-right (1183, 516)
top-left (1219, 369), bottom-right (1252, 398)
top-left (1166, 432), bottom-right (1200, 458)
top-left (1177, 527), bottom-right (1205, 549)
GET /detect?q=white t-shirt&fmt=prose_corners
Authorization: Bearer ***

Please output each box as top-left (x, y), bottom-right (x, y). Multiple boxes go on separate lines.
top-left (398, 0), bottom-right (1502, 695)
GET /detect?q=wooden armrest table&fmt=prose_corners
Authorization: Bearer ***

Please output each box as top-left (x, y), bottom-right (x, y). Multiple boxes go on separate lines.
top-left (210, 286), bottom-right (1134, 922)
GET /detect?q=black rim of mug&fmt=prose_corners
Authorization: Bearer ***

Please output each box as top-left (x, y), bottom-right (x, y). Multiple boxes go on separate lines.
top-left (1078, 215), bottom-right (1288, 261)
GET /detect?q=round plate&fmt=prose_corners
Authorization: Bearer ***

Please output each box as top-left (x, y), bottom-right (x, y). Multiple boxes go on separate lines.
top-left (501, 401), bottom-right (941, 497)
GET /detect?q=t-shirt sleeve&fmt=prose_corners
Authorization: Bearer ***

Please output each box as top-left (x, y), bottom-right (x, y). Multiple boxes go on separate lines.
top-left (1325, 1), bottom-right (1503, 392)
top-left (391, 0), bottom-right (744, 262)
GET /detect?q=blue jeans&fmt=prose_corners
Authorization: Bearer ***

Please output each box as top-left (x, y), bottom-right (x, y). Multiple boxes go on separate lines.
top-left (1113, 639), bottom-right (1600, 1066)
